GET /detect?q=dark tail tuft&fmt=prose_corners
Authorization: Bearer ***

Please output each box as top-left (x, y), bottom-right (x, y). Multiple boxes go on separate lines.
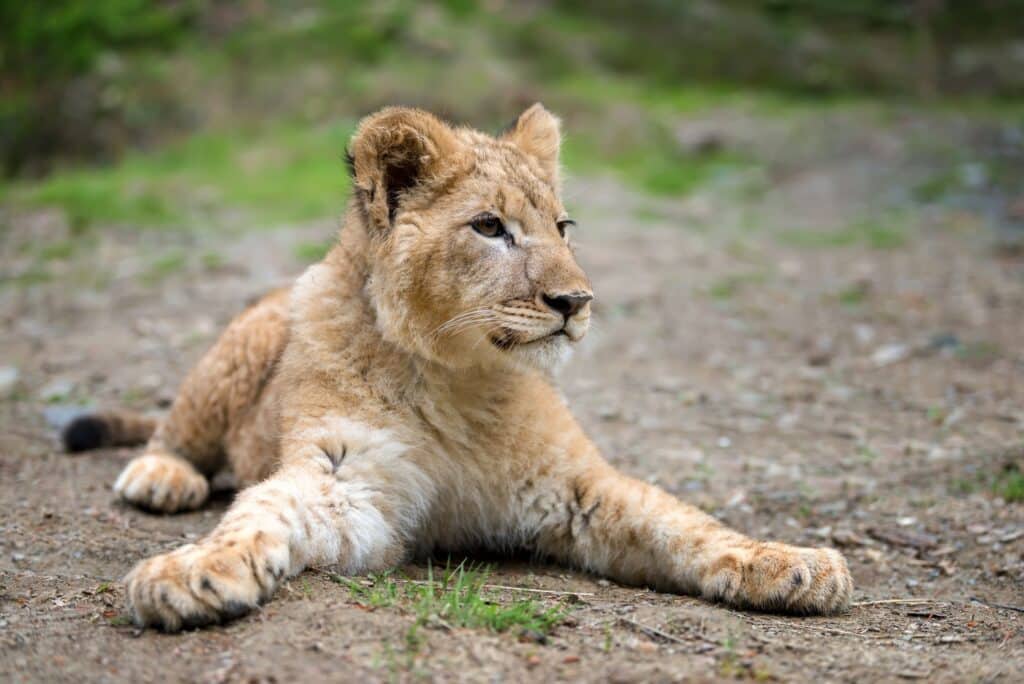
top-left (60, 410), bottom-right (158, 453)
top-left (62, 415), bottom-right (112, 452)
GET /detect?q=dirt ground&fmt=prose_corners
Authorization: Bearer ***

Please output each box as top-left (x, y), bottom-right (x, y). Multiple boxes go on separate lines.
top-left (2, 109), bottom-right (1023, 682)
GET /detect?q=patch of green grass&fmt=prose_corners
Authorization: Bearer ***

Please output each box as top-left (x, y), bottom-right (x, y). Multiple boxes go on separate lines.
top-left (200, 251), bottom-right (224, 270)
top-left (950, 473), bottom-right (984, 496)
top-left (859, 219), bottom-right (908, 249)
top-left (837, 282), bottom-right (870, 306)
top-left (603, 621), bottom-right (614, 652)
top-left (950, 463), bottom-right (1024, 501)
top-left (8, 121), bottom-right (354, 231)
top-left (552, 71), bottom-right (862, 120)
top-left (857, 445), bottom-right (879, 463)
top-left (956, 341), bottom-right (1001, 365)
top-left (334, 562), bottom-right (566, 636)
top-left (779, 214), bottom-right (909, 250)
top-left (705, 272), bottom-right (767, 300)
top-left (0, 266), bottom-right (52, 289)
top-left (913, 171), bottom-right (959, 203)
top-left (926, 405), bottom-right (947, 424)
top-left (563, 133), bottom-right (753, 197)
top-left (143, 251), bottom-right (187, 284)
top-left (995, 465), bottom-right (1024, 503)
top-left (36, 240), bottom-right (77, 261)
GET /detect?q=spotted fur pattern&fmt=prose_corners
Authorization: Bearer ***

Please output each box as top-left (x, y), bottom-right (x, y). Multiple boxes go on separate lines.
top-left (109, 105), bottom-right (852, 631)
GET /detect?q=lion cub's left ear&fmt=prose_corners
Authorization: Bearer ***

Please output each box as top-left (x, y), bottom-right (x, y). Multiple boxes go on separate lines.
top-left (503, 103), bottom-right (561, 185)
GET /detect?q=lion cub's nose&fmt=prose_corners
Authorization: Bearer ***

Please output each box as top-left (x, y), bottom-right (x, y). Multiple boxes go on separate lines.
top-left (542, 292), bottom-right (593, 319)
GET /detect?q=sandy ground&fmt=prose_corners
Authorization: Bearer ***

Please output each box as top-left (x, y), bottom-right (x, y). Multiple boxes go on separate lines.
top-left (2, 110), bottom-right (1023, 682)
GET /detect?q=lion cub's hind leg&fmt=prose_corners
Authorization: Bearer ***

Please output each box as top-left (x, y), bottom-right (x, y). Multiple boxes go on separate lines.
top-left (114, 288), bottom-right (291, 514)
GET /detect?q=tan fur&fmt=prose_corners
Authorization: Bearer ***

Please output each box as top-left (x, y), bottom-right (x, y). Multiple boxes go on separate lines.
top-left (107, 105), bottom-right (852, 631)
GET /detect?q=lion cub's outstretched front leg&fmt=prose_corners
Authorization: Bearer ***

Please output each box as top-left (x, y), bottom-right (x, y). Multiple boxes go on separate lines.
top-left (534, 457), bottom-right (853, 614)
top-left (124, 421), bottom-right (427, 630)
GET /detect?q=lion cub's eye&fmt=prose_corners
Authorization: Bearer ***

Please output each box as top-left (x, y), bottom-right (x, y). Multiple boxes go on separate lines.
top-left (556, 219), bottom-right (575, 238)
top-left (470, 214), bottom-right (508, 240)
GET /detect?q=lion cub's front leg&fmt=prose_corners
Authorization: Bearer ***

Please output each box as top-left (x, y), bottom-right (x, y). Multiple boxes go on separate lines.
top-left (535, 461), bottom-right (853, 615)
top-left (125, 434), bottom-right (423, 631)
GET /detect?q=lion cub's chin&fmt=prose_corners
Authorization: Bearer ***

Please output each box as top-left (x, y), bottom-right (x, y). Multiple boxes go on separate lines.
top-left (504, 334), bottom-right (575, 373)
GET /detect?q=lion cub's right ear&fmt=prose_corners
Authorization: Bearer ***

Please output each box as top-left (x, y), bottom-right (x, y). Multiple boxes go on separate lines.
top-left (347, 107), bottom-right (464, 231)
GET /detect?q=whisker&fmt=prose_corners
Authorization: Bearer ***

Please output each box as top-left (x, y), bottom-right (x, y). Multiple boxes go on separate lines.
top-left (433, 314), bottom-right (497, 340)
top-left (429, 308), bottom-right (494, 339)
top-left (426, 307), bottom-right (502, 351)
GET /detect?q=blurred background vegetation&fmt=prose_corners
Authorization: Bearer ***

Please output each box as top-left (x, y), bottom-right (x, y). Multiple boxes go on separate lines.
top-left (1, 0), bottom-right (1022, 234)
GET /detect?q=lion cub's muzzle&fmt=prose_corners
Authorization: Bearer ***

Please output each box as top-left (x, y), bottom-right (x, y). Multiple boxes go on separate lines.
top-left (541, 289), bottom-right (592, 342)
top-left (490, 288), bottom-right (594, 349)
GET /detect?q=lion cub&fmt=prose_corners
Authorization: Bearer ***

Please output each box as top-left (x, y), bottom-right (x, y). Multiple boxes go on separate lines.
top-left (65, 105), bottom-right (852, 630)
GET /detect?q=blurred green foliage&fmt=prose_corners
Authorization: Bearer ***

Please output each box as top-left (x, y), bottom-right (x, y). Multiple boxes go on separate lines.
top-left (557, 0), bottom-right (1024, 94)
top-left (0, 0), bottom-right (194, 174)
top-left (0, 0), bottom-right (191, 81)
top-left (2, 0), bottom-right (1022, 228)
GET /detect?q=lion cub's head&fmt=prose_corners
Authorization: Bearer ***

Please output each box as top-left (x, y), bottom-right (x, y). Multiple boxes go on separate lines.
top-left (347, 104), bottom-right (592, 372)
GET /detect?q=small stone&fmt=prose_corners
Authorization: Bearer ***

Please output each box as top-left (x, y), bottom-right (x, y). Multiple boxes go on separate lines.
top-left (725, 490), bottom-right (747, 508)
top-left (519, 628), bottom-right (547, 645)
top-left (632, 639), bottom-right (658, 654)
top-left (960, 162), bottom-right (987, 188)
top-left (831, 529), bottom-right (867, 547)
top-left (872, 344), bottom-right (912, 367)
top-left (806, 335), bottom-right (834, 367)
top-left (929, 333), bottom-right (960, 351)
top-left (779, 259), bottom-right (802, 279)
top-left (0, 366), bottom-right (20, 397)
top-left (863, 548), bottom-right (884, 563)
top-left (854, 324), bottom-right (875, 346)
top-left (999, 529), bottom-right (1024, 543)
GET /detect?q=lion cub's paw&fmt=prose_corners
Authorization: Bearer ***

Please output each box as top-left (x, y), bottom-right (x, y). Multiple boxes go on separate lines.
top-left (703, 543), bottom-right (853, 615)
top-left (124, 531), bottom-right (289, 631)
top-left (114, 453), bottom-right (209, 513)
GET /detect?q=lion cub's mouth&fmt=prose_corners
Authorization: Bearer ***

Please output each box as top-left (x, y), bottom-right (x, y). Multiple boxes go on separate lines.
top-left (489, 328), bottom-right (567, 351)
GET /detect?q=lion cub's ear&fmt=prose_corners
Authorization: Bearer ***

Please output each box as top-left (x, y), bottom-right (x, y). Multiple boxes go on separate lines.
top-left (503, 103), bottom-right (561, 185)
top-left (348, 107), bottom-right (464, 230)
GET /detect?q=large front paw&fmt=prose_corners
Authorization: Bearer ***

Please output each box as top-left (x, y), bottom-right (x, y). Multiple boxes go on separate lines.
top-left (703, 543), bottom-right (853, 615)
top-left (114, 453), bottom-right (209, 513)
top-left (124, 532), bottom-right (289, 631)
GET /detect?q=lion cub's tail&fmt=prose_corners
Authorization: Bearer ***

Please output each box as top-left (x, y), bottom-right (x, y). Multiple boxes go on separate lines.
top-left (62, 410), bottom-right (158, 453)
